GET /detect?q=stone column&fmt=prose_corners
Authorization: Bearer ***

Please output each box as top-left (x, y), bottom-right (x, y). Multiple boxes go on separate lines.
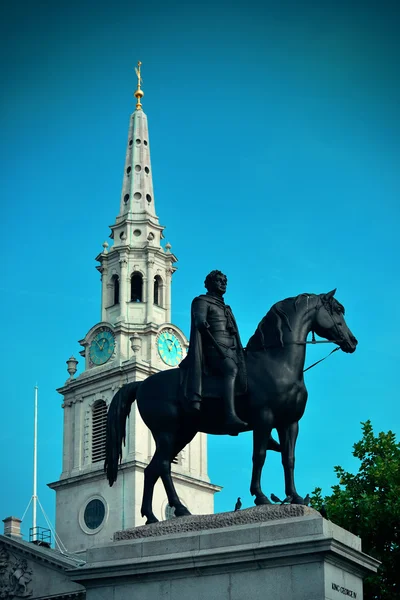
top-left (200, 432), bottom-right (208, 478)
top-left (165, 268), bottom-right (172, 322)
top-left (72, 399), bottom-right (83, 471)
top-left (119, 257), bottom-right (128, 322)
top-left (61, 401), bottom-right (72, 474)
top-left (146, 260), bottom-right (154, 322)
top-left (100, 265), bottom-right (108, 322)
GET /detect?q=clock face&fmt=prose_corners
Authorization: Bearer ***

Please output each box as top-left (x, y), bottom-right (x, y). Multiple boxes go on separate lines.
top-left (157, 330), bottom-right (183, 366)
top-left (89, 328), bottom-right (115, 366)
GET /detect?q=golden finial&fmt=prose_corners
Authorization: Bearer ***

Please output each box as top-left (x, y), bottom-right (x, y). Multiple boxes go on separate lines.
top-left (134, 61), bottom-right (144, 110)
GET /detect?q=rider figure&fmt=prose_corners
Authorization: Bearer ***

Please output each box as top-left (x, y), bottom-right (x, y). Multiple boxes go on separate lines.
top-left (180, 270), bottom-right (248, 434)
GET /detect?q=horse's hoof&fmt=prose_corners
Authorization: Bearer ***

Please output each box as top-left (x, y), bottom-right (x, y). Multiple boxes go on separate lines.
top-left (175, 506), bottom-right (191, 517)
top-left (145, 516), bottom-right (159, 525)
top-left (254, 495), bottom-right (271, 506)
top-left (290, 494), bottom-right (309, 506)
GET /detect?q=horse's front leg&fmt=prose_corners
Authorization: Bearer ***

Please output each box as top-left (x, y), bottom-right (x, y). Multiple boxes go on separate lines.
top-left (250, 415), bottom-right (273, 505)
top-left (277, 421), bottom-right (305, 504)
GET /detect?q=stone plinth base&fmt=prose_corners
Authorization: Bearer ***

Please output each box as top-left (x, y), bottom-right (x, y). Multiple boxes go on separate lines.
top-left (70, 506), bottom-right (379, 600)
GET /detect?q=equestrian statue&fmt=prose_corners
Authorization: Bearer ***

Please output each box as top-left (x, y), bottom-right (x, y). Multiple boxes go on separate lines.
top-left (105, 270), bottom-right (358, 524)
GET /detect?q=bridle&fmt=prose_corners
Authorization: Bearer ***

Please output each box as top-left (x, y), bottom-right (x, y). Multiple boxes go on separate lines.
top-left (301, 297), bottom-right (344, 372)
top-left (267, 296), bottom-right (345, 373)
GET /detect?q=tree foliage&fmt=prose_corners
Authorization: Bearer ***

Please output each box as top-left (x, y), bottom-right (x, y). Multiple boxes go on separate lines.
top-left (310, 421), bottom-right (400, 600)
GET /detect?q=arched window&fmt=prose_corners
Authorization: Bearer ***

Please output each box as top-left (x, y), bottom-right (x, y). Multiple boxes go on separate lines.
top-left (92, 400), bottom-right (107, 463)
top-left (153, 275), bottom-right (163, 306)
top-left (112, 275), bottom-right (119, 305)
top-left (131, 272), bottom-right (143, 302)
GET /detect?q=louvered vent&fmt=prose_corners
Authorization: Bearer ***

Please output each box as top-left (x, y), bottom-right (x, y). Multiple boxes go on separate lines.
top-left (92, 400), bottom-right (107, 463)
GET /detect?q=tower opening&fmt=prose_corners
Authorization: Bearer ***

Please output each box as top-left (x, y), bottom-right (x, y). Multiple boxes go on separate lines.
top-left (112, 275), bottom-right (120, 305)
top-left (92, 400), bottom-right (107, 463)
top-left (153, 275), bottom-right (163, 306)
top-left (131, 272), bottom-right (143, 302)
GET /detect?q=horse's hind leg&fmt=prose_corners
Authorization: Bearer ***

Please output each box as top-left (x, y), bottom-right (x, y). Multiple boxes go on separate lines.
top-left (159, 429), bottom-right (198, 517)
top-left (165, 428), bottom-right (197, 517)
top-left (141, 430), bottom-right (194, 523)
top-left (250, 415), bottom-right (273, 505)
top-left (277, 421), bottom-right (305, 504)
top-left (141, 456), bottom-right (161, 524)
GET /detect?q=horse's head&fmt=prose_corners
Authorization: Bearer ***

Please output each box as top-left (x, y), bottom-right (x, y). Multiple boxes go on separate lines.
top-left (313, 289), bottom-right (358, 353)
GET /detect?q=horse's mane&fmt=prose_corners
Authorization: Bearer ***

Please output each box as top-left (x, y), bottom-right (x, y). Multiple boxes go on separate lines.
top-left (246, 293), bottom-right (316, 351)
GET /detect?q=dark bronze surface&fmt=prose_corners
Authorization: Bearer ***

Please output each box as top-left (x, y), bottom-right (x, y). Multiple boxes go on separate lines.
top-left (105, 276), bottom-right (357, 525)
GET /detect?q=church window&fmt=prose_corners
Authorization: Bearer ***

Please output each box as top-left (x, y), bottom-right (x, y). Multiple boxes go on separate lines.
top-left (153, 275), bottom-right (163, 306)
top-left (112, 275), bottom-right (119, 305)
top-left (144, 166), bottom-right (150, 174)
top-left (124, 194), bottom-right (129, 203)
top-left (131, 272), bottom-right (143, 302)
top-left (134, 192), bottom-right (142, 200)
top-left (129, 139), bottom-right (133, 147)
top-left (146, 194), bottom-right (152, 203)
top-left (126, 166), bottom-right (131, 175)
top-left (135, 165), bottom-right (141, 172)
top-left (84, 499), bottom-right (105, 530)
top-left (144, 140), bottom-right (148, 146)
top-left (92, 400), bottom-right (107, 463)
top-left (136, 138), bottom-right (141, 144)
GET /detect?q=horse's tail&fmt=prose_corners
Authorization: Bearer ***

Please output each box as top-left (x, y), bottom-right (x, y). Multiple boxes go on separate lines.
top-left (104, 381), bottom-right (141, 486)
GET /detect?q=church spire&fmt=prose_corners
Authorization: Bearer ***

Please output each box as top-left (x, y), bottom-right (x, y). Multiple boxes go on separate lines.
top-left (97, 63), bottom-right (177, 326)
top-left (115, 61), bottom-right (158, 225)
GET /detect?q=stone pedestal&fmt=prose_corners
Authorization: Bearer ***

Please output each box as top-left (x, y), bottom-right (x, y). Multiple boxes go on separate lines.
top-left (70, 506), bottom-right (379, 600)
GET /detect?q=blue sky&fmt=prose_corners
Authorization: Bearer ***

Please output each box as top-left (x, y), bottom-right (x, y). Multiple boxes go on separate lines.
top-left (1, 0), bottom-right (399, 540)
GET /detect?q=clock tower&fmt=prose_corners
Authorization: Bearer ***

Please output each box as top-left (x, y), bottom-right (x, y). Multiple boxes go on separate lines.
top-left (49, 64), bottom-right (220, 554)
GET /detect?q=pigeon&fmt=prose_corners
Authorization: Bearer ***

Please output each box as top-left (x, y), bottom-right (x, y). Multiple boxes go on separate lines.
top-left (234, 497), bottom-right (242, 511)
top-left (319, 504), bottom-right (328, 519)
top-left (271, 493), bottom-right (292, 505)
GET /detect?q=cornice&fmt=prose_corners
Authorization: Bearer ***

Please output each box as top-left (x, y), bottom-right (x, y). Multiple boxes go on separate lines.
top-left (48, 459), bottom-right (221, 493)
top-left (0, 535), bottom-right (81, 570)
top-left (68, 531), bottom-right (379, 584)
top-left (110, 216), bottom-right (165, 232)
top-left (57, 360), bottom-right (158, 395)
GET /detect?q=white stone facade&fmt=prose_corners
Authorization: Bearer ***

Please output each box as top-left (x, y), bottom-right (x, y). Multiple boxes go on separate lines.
top-left (49, 104), bottom-right (220, 554)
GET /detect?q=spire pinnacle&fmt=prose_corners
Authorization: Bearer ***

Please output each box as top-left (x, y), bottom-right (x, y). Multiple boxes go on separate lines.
top-left (134, 61), bottom-right (144, 110)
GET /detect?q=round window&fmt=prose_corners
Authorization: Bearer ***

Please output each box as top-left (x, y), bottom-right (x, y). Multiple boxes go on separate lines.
top-left (84, 499), bottom-right (105, 530)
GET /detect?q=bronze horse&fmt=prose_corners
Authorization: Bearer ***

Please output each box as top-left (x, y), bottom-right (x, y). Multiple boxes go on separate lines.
top-left (105, 290), bottom-right (357, 524)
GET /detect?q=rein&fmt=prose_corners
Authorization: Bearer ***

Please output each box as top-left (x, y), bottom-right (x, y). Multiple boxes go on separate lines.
top-left (303, 345), bottom-right (340, 373)
top-left (287, 334), bottom-right (341, 373)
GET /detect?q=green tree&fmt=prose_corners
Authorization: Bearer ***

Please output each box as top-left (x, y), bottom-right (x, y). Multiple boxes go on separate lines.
top-left (311, 421), bottom-right (400, 600)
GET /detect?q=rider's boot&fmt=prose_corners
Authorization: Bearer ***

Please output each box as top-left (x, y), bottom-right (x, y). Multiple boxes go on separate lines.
top-left (222, 380), bottom-right (248, 434)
